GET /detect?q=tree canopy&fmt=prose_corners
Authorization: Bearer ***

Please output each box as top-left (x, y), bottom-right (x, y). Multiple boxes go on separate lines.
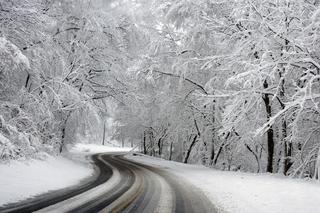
top-left (1, 0), bottom-right (320, 178)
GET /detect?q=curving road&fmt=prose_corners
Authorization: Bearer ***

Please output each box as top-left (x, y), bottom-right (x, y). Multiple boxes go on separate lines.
top-left (0, 153), bottom-right (217, 213)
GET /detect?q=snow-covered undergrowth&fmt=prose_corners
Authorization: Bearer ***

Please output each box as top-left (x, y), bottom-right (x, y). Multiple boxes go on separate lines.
top-left (126, 154), bottom-right (320, 213)
top-left (0, 109), bottom-right (58, 162)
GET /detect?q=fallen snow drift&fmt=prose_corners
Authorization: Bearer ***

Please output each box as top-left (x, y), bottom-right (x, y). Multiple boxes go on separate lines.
top-left (126, 154), bottom-right (320, 213)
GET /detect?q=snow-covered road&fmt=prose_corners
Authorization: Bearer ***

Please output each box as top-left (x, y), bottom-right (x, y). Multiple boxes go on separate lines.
top-left (1, 143), bottom-right (320, 213)
top-left (0, 151), bottom-right (216, 213)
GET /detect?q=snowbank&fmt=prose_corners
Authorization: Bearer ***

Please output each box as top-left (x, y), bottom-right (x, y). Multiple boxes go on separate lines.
top-left (0, 154), bottom-right (93, 206)
top-left (0, 143), bottom-right (134, 206)
top-left (126, 154), bottom-right (320, 213)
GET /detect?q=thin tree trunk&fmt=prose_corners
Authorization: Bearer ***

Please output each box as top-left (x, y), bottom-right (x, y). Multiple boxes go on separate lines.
top-left (102, 121), bottom-right (106, 145)
top-left (315, 148), bottom-right (320, 180)
top-left (158, 129), bottom-right (167, 156)
top-left (143, 131), bottom-right (147, 154)
top-left (263, 80), bottom-right (275, 173)
top-left (279, 69), bottom-right (292, 175)
top-left (158, 137), bottom-right (162, 156)
top-left (149, 128), bottom-right (155, 156)
top-left (213, 142), bottom-right (224, 165)
top-left (209, 133), bottom-right (215, 165)
top-left (25, 73), bottom-right (30, 89)
top-left (59, 112), bottom-right (72, 153)
top-left (169, 141), bottom-right (173, 161)
top-left (183, 135), bottom-right (198, 163)
top-left (282, 16), bottom-right (291, 175)
top-left (245, 144), bottom-right (261, 173)
top-left (210, 101), bottom-right (216, 165)
top-left (213, 131), bottom-right (230, 165)
top-left (60, 125), bottom-right (66, 153)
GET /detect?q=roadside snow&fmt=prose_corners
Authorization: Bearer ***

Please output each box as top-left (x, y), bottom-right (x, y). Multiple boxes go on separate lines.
top-left (0, 154), bottom-right (93, 206)
top-left (0, 143), bottom-right (132, 207)
top-left (126, 154), bottom-right (320, 213)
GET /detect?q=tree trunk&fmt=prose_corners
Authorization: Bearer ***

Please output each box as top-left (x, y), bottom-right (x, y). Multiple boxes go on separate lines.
top-left (283, 118), bottom-right (293, 175)
top-left (245, 144), bottom-right (261, 173)
top-left (169, 141), bottom-right (173, 161)
top-left (25, 73), bottom-right (30, 89)
top-left (143, 131), bottom-right (147, 154)
top-left (210, 135), bottom-right (215, 165)
top-left (282, 17), bottom-right (292, 175)
top-left (263, 80), bottom-right (274, 173)
top-left (213, 131), bottom-right (230, 165)
top-left (284, 141), bottom-right (293, 174)
top-left (102, 121), bottom-right (106, 145)
top-left (213, 142), bottom-right (224, 165)
top-left (210, 101), bottom-right (216, 165)
top-left (315, 148), bottom-right (320, 180)
top-left (158, 137), bottom-right (162, 156)
top-left (149, 128), bottom-right (155, 156)
top-left (60, 125), bottom-right (66, 153)
top-left (279, 74), bottom-right (292, 175)
top-left (183, 135), bottom-right (198, 163)
top-left (59, 112), bottom-right (72, 153)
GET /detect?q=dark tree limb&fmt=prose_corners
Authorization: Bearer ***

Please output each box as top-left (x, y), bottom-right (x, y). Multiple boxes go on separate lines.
top-left (153, 70), bottom-right (208, 95)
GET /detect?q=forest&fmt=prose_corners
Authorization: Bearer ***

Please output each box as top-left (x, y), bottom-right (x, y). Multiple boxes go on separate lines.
top-left (1, 0), bottom-right (320, 179)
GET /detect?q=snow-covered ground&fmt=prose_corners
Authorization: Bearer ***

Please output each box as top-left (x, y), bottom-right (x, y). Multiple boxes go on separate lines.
top-left (126, 153), bottom-right (320, 213)
top-left (0, 143), bottom-right (133, 207)
top-left (0, 154), bottom-right (92, 206)
top-left (2, 143), bottom-right (320, 213)
top-left (70, 143), bottom-right (134, 154)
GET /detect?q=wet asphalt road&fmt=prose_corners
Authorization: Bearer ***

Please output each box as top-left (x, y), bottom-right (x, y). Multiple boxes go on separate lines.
top-left (0, 153), bottom-right (217, 213)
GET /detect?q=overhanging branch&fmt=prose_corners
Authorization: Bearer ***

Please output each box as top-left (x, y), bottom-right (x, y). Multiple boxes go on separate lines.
top-left (153, 70), bottom-right (208, 95)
